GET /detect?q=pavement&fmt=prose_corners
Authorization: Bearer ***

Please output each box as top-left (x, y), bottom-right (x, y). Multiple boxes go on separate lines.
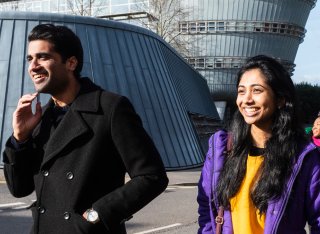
top-left (0, 168), bottom-right (4, 183)
top-left (0, 167), bottom-right (203, 186)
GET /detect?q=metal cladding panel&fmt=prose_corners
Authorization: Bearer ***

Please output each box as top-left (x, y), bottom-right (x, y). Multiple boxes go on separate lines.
top-left (199, 34), bottom-right (301, 59)
top-left (159, 44), bottom-right (219, 118)
top-left (182, 0), bottom-right (316, 101)
top-left (0, 11), bottom-right (218, 169)
top-left (188, 0), bottom-right (313, 26)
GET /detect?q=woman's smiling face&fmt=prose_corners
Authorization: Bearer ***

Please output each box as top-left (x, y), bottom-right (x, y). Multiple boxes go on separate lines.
top-left (236, 68), bottom-right (277, 131)
top-left (312, 117), bottom-right (320, 138)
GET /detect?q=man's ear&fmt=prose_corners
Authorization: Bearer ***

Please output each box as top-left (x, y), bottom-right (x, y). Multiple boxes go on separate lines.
top-left (66, 56), bottom-right (78, 72)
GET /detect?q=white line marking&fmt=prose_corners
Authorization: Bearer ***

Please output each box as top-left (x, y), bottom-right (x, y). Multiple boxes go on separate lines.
top-left (0, 202), bottom-right (25, 208)
top-left (133, 223), bottom-right (182, 234)
top-left (166, 186), bottom-right (197, 190)
top-left (12, 205), bottom-right (30, 210)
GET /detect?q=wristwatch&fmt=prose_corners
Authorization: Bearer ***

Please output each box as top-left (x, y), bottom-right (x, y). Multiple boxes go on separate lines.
top-left (85, 208), bottom-right (100, 224)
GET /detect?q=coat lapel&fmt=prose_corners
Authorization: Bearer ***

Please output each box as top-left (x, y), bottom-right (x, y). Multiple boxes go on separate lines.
top-left (41, 78), bottom-right (101, 167)
top-left (41, 109), bottom-right (90, 167)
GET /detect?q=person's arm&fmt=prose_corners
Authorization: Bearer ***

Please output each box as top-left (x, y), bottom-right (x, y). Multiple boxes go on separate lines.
top-left (197, 135), bottom-right (215, 234)
top-left (90, 96), bottom-right (168, 230)
top-left (2, 93), bottom-right (42, 198)
top-left (3, 136), bottom-right (37, 197)
top-left (306, 151), bottom-right (320, 233)
top-left (198, 173), bottom-right (214, 234)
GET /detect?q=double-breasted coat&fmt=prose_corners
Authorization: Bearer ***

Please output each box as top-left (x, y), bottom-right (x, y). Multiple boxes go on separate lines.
top-left (3, 78), bottom-right (168, 234)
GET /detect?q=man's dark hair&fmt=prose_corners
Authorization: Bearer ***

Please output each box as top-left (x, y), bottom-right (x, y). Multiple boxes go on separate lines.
top-left (28, 24), bottom-right (83, 78)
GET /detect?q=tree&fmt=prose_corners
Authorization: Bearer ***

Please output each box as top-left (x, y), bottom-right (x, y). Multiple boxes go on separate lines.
top-left (66, 0), bottom-right (101, 16)
top-left (135, 0), bottom-right (193, 56)
top-left (295, 82), bottom-right (320, 124)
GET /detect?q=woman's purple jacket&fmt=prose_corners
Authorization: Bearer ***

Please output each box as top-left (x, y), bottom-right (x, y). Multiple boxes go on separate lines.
top-left (197, 130), bottom-right (320, 234)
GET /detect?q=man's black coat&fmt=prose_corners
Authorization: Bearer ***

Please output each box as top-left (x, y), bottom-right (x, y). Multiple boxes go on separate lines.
top-left (3, 78), bottom-right (168, 234)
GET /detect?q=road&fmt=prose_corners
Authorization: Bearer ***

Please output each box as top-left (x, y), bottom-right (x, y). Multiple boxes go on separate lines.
top-left (0, 169), bottom-right (201, 234)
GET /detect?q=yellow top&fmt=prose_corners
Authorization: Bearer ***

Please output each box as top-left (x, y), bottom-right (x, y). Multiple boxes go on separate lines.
top-left (230, 155), bottom-right (265, 234)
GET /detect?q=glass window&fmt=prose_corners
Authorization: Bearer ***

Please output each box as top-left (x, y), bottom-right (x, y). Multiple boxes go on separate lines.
top-left (246, 23), bottom-right (254, 31)
top-left (41, 0), bottom-right (51, 11)
top-left (236, 22), bottom-right (245, 31)
top-left (33, 2), bottom-right (42, 12)
top-left (190, 23), bottom-right (196, 32)
top-left (93, 6), bottom-right (110, 16)
top-left (215, 59), bottom-right (223, 68)
top-left (111, 5), bottom-right (129, 14)
top-left (112, 0), bottom-right (129, 4)
top-left (25, 2), bottom-right (33, 11)
top-left (208, 22), bottom-right (215, 31)
top-left (180, 23), bottom-right (188, 32)
top-left (217, 22), bottom-right (225, 31)
top-left (227, 21), bottom-right (236, 31)
top-left (198, 22), bottom-right (206, 32)
top-left (130, 2), bottom-right (145, 12)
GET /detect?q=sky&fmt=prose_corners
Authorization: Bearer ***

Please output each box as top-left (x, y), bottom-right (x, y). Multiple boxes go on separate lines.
top-left (292, 3), bottom-right (320, 85)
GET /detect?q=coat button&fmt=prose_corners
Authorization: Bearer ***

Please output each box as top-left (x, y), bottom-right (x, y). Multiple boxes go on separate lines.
top-left (42, 170), bottom-right (49, 177)
top-left (63, 212), bottom-right (71, 220)
top-left (66, 172), bottom-right (74, 180)
top-left (38, 207), bottom-right (46, 214)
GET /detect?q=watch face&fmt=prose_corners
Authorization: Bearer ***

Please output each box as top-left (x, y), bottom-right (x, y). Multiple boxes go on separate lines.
top-left (88, 210), bottom-right (99, 222)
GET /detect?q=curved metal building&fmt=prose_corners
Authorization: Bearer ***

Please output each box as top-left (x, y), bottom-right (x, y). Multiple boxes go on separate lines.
top-left (0, 11), bottom-right (220, 169)
top-left (180, 0), bottom-right (317, 106)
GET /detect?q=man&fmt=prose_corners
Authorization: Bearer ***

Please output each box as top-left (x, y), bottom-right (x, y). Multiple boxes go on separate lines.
top-left (3, 24), bottom-right (168, 234)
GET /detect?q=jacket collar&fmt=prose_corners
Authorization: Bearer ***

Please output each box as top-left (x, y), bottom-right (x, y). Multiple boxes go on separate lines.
top-left (71, 77), bottom-right (102, 113)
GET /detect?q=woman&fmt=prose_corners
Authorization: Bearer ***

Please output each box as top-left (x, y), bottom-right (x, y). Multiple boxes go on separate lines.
top-left (312, 114), bottom-right (320, 148)
top-left (197, 55), bottom-right (320, 234)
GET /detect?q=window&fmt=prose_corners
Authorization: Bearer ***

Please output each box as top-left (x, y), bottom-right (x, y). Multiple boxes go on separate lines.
top-left (180, 23), bottom-right (188, 32)
top-left (217, 22), bottom-right (224, 31)
top-left (190, 23), bottom-right (196, 32)
top-left (208, 22), bottom-right (215, 31)
top-left (198, 58), bottom-right (205, 68)
top-left (198, 22), bottom-right (206, 32)
top-left (178, 20), bottom-right (304, 40)
top-left (215, 59), bottom-right (223, 68)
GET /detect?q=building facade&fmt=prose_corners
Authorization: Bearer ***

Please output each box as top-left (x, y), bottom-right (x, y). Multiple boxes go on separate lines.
top-left (0, 0), bottom-right (317, 120)
top-left (0, 11), bottom-right (220, 169)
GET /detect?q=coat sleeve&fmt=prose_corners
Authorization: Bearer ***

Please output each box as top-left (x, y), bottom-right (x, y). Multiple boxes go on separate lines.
top-left (92, 96), bottom-right (168, 230)
top-left (197, 135), bottom-right (215, 234)
top-left (2, 138), bottom-right (38, 197)
top-left (306, 150), bottom-right (320, 233)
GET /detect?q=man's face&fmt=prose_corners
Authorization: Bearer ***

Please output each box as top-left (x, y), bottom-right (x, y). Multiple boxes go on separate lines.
top-left (312, 117), bottom-right (320, 138)
top-left (27, 40), bottom-right (71, 95)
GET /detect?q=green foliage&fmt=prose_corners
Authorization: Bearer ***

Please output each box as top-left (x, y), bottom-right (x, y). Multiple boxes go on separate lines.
top-left (295, 82), bottom-right (320, 124)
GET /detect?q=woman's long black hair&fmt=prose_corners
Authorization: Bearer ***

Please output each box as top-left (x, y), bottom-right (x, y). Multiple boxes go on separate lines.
top-left (216, 55), bottom-right (306, 213)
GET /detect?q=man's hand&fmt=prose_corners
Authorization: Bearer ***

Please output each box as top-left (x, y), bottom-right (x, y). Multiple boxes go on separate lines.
top-left (13, 93), bottom-right (42, 142)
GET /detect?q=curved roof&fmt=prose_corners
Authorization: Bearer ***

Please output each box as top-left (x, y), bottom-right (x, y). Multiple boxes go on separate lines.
top-left (0, 11), bottom-right (219, 169)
